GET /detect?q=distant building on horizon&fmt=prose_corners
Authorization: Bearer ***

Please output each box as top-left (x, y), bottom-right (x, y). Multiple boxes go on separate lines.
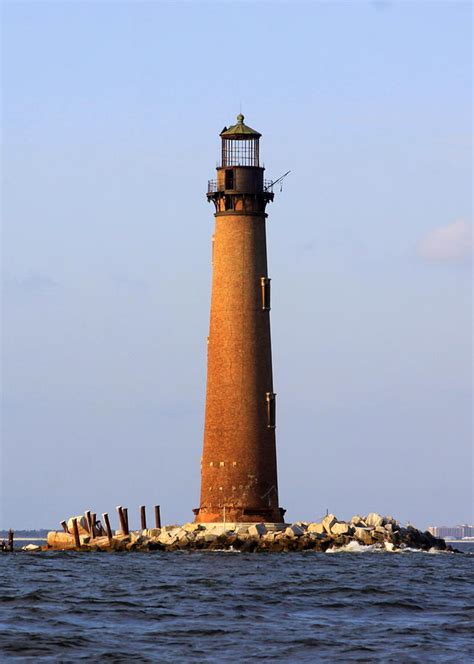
top-left (427, 524), bottom-right (474, 539)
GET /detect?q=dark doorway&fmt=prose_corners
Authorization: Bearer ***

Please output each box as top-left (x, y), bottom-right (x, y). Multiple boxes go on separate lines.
top-left (225, 169), bottom-right (234, 190)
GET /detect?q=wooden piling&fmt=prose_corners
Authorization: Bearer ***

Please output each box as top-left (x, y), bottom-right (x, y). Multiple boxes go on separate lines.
top-left (140, 505), bottom-right (147, 530)
top-left (102, 512), bottom-right (113, 542)
top-left (123, 508), bottom-right (129, 534)
top-left (85, 510), bottom-right (92, 534)
top-left (60, 520), bottom-right (68, 533)
top-left (116, 506), bottom-right (128, 535)
top-left (72, 518), bottom-right (81, 548)
top-left (91, 512), bottom-right (97, 538)
top-left (8, 529), bottom-right (14, 552)
top-left (154, 505), bottom-right (161, 529)
top-left (116, 505), bottom-right (125, 532)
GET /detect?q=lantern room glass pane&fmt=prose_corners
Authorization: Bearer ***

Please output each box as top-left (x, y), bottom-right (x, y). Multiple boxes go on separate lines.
top-left (222, 138), bottom-right (259, 167)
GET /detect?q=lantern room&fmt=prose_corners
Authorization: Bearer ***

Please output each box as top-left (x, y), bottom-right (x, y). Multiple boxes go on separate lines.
top-left (220, 114), bottom-right (261, 167)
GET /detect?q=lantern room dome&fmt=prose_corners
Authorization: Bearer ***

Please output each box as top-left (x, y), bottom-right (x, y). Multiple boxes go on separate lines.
top-left (220, 114), bottom-right (261, 139)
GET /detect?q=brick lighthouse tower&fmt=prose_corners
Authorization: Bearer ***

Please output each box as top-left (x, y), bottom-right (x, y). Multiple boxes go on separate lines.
top-left (194, 114), bottom-right (284, 524)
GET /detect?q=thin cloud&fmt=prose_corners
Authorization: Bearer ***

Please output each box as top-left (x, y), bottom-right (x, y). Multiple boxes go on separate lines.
top-left (417, 220), bottom-right (473, 264)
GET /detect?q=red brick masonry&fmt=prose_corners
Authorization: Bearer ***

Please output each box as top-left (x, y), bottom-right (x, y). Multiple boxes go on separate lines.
top-left (195, 162), bottom-right (283, 523)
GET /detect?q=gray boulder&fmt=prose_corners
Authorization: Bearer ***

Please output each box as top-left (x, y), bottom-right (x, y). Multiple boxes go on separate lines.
top-left (350, 515), bottom-right (367, 527)
top-left (284, 525), bottom-right (305, 538)
top-left (354, 527), bottom-right (374, 545)
top-left (248, 523), bottom-right (267, 537)
top-left (307, 522), bottom-right (325, 534)
top-left (331, 522), bottom-right (352, 536)
top-left (204, 533), bottom-right (218, 543)
top-left (322, 514), bottom-right (338, 534)
top-left (365, 513), bottom-right (384, 528)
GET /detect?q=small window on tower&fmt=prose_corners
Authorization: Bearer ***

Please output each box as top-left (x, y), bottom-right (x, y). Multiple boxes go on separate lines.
top-left (261, 277), bottom-right (271, 311)
top-left (225, 169), bottom-right (234, 190)
top-left (266, 392), bottom-right (276, 429)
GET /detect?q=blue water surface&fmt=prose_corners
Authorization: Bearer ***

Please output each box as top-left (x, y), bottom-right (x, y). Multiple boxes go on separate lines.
top-left (1, 544), bottom-right (473, 662)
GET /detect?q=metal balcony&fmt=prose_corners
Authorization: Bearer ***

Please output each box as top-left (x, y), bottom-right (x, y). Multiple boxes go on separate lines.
top-left (207, 180), bottom-right (274, 194)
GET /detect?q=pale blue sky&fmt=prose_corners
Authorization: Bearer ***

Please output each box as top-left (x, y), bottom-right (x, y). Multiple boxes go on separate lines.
top-left (2, 1), bottom-right (472, 530)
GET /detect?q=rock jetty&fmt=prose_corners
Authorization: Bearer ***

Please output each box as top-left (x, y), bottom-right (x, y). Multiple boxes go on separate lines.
top-left (41, 513), bottom-right (454, 553)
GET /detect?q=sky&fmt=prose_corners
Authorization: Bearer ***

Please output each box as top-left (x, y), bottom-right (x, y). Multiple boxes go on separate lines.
top-left (1, 0), bottom-right (472, 531)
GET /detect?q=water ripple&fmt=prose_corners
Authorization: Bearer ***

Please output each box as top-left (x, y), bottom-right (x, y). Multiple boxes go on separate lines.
top-left (0, 546), bottom-right (473, 662)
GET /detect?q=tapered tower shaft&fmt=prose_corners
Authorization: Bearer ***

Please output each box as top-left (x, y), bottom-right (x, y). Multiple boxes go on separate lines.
top-left (194, 115), bottom-right (284, 523)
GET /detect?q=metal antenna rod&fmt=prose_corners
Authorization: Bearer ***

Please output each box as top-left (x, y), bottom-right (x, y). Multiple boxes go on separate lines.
top-left (264, 170), bottom-right (291, 191)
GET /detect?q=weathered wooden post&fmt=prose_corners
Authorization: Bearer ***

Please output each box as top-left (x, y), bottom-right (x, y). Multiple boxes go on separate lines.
top-left (140, 505), bottom-right (147, 531)
top-left (60, 520), bottom-right (68, 533)
top-left (72, 518), bottom-right (81, 549)
top-left (91, 512), bottom-right (97, 538)
top-left (85, 510), bottom-right (92, 534)
top-left (116, 505), bottom-right (125, 533)
top-left (116, 506), bottom-right (128, 535)
top-left (123, 508), bottom-right (129, 534)
top-left (8, 529), bottom-right (14, 552)
top-left (154, 505), bottom-right (161, 529)
top-left (102, 513), bottom-right (113, 542)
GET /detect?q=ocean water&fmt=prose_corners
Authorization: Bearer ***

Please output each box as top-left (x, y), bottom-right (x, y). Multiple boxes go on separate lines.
top-left (1, 544), bottom-right (473, 662)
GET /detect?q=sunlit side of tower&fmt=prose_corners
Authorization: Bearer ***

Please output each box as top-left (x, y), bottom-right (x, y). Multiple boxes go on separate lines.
top-left (194, 115), bottom-right (284, 524)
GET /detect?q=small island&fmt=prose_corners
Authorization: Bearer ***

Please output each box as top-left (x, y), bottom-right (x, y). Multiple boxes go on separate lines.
top-left (39, 512), bottom-right (453, 554)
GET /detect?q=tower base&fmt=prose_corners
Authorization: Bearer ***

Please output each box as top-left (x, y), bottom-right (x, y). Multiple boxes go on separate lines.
top-left (193, 506), bottom-right (286, 524)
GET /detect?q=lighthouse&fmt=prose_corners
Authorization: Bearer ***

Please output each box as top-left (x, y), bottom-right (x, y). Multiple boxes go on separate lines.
top-left (194, 114), bottom-right (284, 524)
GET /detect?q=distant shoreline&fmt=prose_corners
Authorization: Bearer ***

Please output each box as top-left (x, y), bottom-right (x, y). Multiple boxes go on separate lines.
top-left (7, 537), bottom-right (48, 542)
